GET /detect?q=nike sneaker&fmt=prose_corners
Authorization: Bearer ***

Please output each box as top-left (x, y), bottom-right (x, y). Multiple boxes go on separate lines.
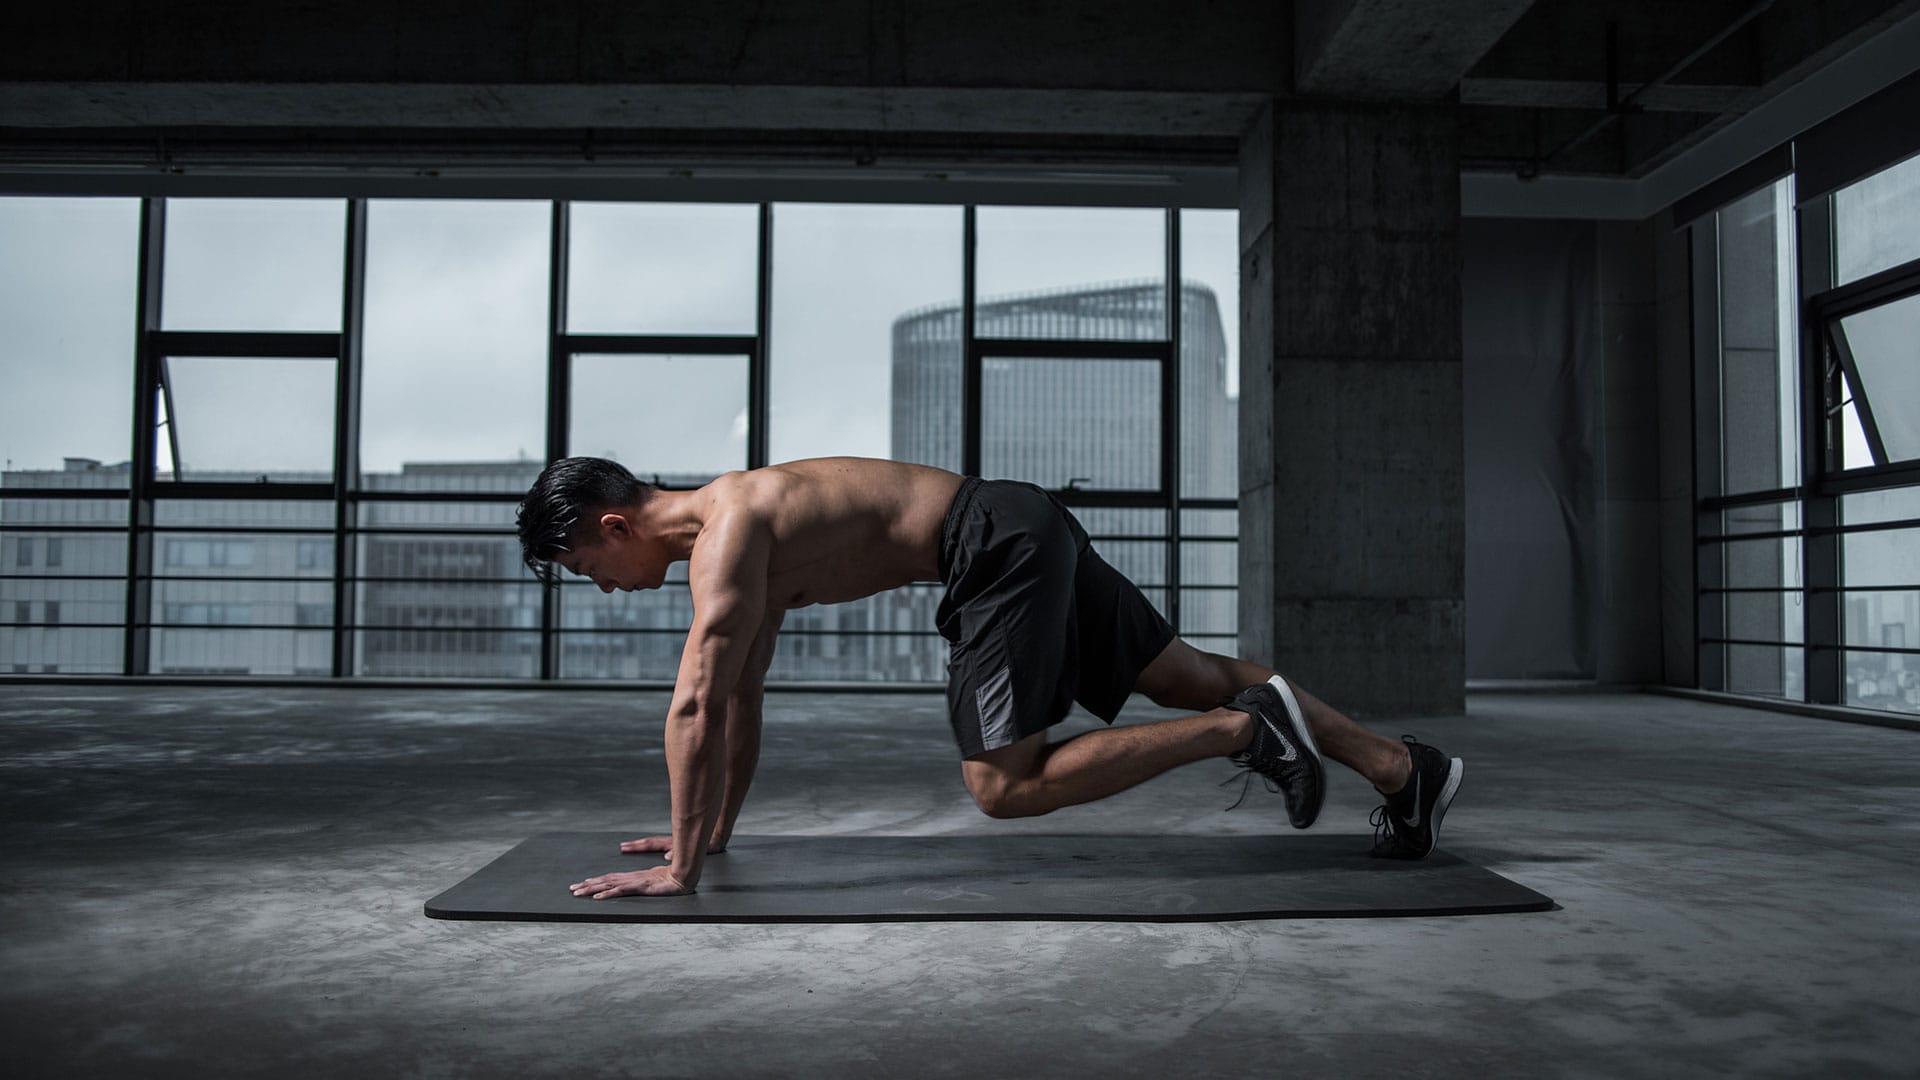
top-left (1369, 736), bottom-right (1463, 860)
top-left (1222, 676), bottom-right (1326, 829)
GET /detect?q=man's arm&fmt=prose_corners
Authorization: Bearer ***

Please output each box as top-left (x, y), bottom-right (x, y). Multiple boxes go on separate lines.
top-left (620, 606), bottom-right (783, 857)
top-left (570, 509), bottom-right (769, 900)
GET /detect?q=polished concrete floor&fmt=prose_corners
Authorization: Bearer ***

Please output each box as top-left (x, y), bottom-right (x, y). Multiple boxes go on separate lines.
top-left (2, 686), bottom-right (1916, 1078)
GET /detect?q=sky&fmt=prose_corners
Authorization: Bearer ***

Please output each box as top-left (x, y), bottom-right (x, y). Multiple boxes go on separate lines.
top-left (0, 197), bottom-right (1240, 478)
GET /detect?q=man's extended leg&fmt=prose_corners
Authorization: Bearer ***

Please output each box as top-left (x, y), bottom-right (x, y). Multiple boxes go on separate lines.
top-left (1129, 637), bottom-right (1411, 793)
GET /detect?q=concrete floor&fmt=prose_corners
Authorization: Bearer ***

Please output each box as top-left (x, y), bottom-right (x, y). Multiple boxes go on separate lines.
top-left (2, 686), bottom-right (1916, 1079)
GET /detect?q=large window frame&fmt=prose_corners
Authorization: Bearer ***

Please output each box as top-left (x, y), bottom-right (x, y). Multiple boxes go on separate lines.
top-left (2, 194), bottom-right (1238, 683)
top-left (1695, 158), bottom-right (1920, 716)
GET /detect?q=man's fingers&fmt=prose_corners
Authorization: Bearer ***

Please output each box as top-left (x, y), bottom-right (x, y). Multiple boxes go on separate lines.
top-left (620, 836), bottom-right (672, 853)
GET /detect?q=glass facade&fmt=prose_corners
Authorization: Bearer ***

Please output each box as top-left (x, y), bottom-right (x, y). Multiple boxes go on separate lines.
top-left (1698, 152), bottom-right (1920, 717)
top-left (0, 198), bottom-right (1239, 682)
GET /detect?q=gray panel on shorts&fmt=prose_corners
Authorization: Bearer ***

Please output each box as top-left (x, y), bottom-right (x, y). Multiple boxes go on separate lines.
top-left (975, 665), bottom-right (1016, 750)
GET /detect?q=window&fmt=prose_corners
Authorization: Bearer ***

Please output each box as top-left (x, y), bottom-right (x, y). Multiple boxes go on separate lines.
top-left (975, 207), bottom-right (1166, 340)
top-left (360, 200), bottom-right (550, 493)
top-left (161, 199), bottom-right (345, 332)
top-left (982, 357), bottom-right (1161, 490)
top-left (46, 538), bottom-right (62, 568)
top-left (566, 202), bottom-right (758, 335)
top-left (44, 601), bottom-right (59, 627)
top-left (568, 353), bottom-right (749, 483)
top-left (155, 355), bottom-right (338, 482)
top-left (15, 538), bottom-right (30, 568)
top-left (1833, 152), bottom-right (1920, 286)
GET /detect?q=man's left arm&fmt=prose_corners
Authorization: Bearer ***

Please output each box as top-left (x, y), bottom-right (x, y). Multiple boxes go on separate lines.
top-left (570, 511), bottom-right (769, 900)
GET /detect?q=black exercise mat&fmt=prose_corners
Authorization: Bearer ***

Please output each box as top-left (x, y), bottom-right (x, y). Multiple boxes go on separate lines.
top-left (425, 833), bottom-right (1553, 923)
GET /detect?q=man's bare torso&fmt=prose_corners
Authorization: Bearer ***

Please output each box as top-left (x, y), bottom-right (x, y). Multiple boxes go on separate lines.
top-left (697, 458), bottom-right (964, 611)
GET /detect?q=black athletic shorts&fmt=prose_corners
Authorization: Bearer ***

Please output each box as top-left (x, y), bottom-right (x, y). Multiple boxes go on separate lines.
top-left (936, 476), bottom-right (1178, 758)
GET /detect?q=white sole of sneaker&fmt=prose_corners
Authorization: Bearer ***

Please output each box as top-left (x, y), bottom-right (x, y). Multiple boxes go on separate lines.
top-left (1266, 675), bottom-right (1325, 828)
top-left (1428, 757), bottom-right (1464, 852)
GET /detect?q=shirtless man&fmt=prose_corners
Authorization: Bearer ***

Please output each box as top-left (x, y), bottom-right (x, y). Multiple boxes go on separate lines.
top-left (515, 456), bottom-right (1464, 899)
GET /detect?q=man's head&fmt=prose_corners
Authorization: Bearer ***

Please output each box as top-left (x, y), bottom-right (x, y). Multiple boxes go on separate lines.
top-left (517, 457), bottom-right (658, 587)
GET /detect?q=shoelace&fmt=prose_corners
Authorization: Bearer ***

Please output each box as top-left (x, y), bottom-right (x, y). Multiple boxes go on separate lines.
top-left (1219, 764), bottom-right (1281, 811)
top-left (1370, 803), bottom-right (1412, 852)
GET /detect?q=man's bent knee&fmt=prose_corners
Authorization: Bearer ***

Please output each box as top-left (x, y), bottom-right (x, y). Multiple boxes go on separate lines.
top-left (961, 735), bottom-right (1050, 819)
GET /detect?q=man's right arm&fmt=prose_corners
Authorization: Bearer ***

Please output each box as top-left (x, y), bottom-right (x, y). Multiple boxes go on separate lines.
top-left (622, 606), bottom-right (784, 857)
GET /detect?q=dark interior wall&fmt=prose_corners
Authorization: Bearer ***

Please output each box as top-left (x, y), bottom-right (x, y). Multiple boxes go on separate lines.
top-left (1462, 216), bottom-right (1674, 683)
top-left (1462, 218), bottom-right (1599, 679)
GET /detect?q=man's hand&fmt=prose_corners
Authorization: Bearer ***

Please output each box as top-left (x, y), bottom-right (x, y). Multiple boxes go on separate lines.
top-left (620, 834), bottom-right (728, 859)
top-left (568, 865), bottom-right (692, 899)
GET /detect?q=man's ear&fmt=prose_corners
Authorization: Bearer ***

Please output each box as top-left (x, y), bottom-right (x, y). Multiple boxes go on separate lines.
top-left (598, 512), bottom-right (632, 539)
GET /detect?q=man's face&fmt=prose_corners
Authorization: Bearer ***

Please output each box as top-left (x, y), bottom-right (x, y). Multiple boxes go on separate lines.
top-left (554, 514), bottom-right (667, 593)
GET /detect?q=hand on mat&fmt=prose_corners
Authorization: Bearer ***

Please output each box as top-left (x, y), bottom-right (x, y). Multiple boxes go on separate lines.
top-left (569, 866), bottom-right (692, 899)
top-left (619, 835), bottom-right (727, 858)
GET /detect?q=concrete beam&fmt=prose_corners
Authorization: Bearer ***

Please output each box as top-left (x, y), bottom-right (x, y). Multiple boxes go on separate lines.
top-left (1460, 78), bottom-right (1760, 113)
top-left (1294, 0), bottom-right (1538, 99)
top-left (0, 82), bottom-right (1268, 140)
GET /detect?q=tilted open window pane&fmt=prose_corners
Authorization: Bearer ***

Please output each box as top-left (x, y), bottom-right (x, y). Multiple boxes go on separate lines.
top-left (567, 203), bottom-right (758, 335)
top-left (1834, 152), bottom-right (1920, 287)
top-left (568, 354), bottom-right (748, 485)
top-left (162, 199), bottom-right (345, 332)
top-left (1830, 291), bottom-right (1920, 465)
top-left (982, 358), bottom-right (1161, 491)
top-left (361, 200), bottom-right (549, 493)
top-left (156, 357), bottom-right (337, 482)
top-left (769, 204), bottom-right (963, 465)
top-left (975, 207), bottom-right (1166, 340)
top-left (0, 197), bottom-right (139, 477)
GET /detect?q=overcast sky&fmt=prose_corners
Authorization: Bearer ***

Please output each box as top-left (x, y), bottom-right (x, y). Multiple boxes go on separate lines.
top-left (0, 197), bottom-right (1238, 479)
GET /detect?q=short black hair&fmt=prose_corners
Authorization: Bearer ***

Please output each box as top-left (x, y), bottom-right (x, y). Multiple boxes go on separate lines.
top-left (516, 457), bottom-right (654, 582)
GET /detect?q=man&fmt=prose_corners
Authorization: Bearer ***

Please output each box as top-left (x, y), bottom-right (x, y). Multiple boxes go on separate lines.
top-left (516, 456), bottom-right (1464, 900)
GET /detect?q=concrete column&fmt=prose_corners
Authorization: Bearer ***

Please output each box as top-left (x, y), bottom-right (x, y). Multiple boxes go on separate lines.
top-left (1237, 100), bottom-right (1464, 717)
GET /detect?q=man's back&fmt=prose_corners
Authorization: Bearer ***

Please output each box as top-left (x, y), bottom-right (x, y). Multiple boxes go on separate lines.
top-left (712, 457), bottom-right (964, 611)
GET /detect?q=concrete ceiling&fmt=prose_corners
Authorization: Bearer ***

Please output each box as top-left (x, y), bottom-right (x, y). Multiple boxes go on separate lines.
top-left (0, 0), bottom-right (1916, 185)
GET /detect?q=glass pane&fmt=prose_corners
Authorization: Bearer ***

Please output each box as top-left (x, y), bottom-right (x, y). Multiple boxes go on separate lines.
top-left (1833, 152), bottom-right (1920, 287)
top-left (1702, 535), bottom-right (1802, 591)
top-left (1180, 209), bottom-right (1238, 499)
top-left (1845, 650), bottom-right (1920, 714)
top-left (1722, 643), bottom-right (1803, 700)
top-left (154, 500), bottom-right (333, 530)
top-left (355, 561), bottom-right (543, 678)
top-left (559, 582), bottom-right (691, 631)
top-left (150, 628), bottom-right (331, 676)
top-left (1832, 293), bottom-right (1920, 463)
top-left (569, 353), bottom-right (748, 483)
top-left (161, 199), bottom-right (344, 331)
top-left (1180, 508), bottom-right (1240, 537)
top-left (1, 496), bottom-right (127, 527)
top-left (357, 501), bottom-right (519, 532)
top-left (769, 204), bottom-right (962, 465)
top-left (0, 198), bottom-right (139, 474)
top-left (567, 202), bottom-right (758, 334)
top-left (156, 534), bottom-right (332, 579)
top-left (357, 535), bottom-right (526, 581)
top-left (0, 628), bottom-right (122, 674)
top-left (1719, 500), bottom-right (1798, 537)
top-left (1180, 538), bottom-right (1237, 586)
top-left (1843, 527), bottom-right (1920, 588)
top-left (1179, 588), bottom-right (1237, 637)
top-left (0, 575), bottom-right (125, 624)
top-left (157, 357), bottom-right (336, 481)
top-left (1721, 591), bottom-right (1804, 645)
top-left (1843, 590), bottom-right (1918, 649)
top-left (558, 632), bottom-right (683, 680)
top-left (1841, 487), bottom-right (1920, 527)
top-left (1074, 508), bottom-right (1167, 537)
top-left (1095, 540), bottom-right (1166, 586)
top-left (361, 200), bottom-right (550, 491)
top-left (975, 207), bottom-right (1166, 340)
top-left (1715, 179), bottom-right (1799, 495)
top-left (982, 358), bottom-right (1160, 490)
top-left (154, 580), bottom-right (334, 626)
top-left (355, 630), bottom-right (540, 678)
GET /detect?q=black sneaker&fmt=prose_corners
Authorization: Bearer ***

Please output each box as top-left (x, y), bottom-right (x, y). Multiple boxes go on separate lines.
top-left (1369, 737), bottom-right (1463, 860)
top-left (1221, 676), bottom-right (1325, 829)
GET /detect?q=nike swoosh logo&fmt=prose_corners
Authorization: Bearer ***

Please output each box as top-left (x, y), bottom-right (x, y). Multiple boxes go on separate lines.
top-left (1404, 772), bottom-right (1424, 827)
top-left (1264, 718), bottom-right (1298, 761)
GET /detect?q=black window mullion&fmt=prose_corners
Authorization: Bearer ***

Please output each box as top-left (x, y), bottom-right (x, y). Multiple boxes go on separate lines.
top-left (332, 197), bottom-right (368, 679)
top-left (1164, 208), bottom-right (1181, 635)
top-left (125, 197), bottom-right (165, 677)
top-left (750, 202), bottom-right (771, 471)
top-left (541, 199), bottom-right (569, 682)
top-left (1801, 196), bottom-right (1843, 704)
top-left (963, 206), bottom-right (980, 477)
